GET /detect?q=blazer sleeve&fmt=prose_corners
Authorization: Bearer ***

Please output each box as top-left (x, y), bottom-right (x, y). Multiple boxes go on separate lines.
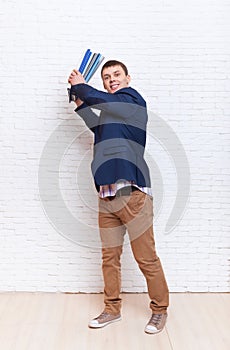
top-left (70, 84), bottom-right (145, 118)
top-left (75, 102), bottom-right (99, 132)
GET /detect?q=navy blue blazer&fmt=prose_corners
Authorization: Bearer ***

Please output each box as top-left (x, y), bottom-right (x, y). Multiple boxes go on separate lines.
top-left (70, 84), bottom-right (151, 192)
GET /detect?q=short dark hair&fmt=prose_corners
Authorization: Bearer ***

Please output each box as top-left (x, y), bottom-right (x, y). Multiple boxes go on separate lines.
top-left (101, 60), bottom-right (128, 77)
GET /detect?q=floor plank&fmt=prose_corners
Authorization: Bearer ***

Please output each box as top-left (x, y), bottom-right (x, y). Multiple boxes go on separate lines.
top-left (166, 293), bottom-right (230, 350)
top-left (0, 292), bottom-right (229, 350)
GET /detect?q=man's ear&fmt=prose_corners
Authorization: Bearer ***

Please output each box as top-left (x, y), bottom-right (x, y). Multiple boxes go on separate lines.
top-left (103, 81), bottom-right (108, 91)
top-left (127, 74), bottom-right (131, 84)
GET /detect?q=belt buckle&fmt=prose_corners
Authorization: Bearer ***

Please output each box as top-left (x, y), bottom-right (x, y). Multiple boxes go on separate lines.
top-left (116, 186), bottom-right (132, 197)
top-left (115, 189), bottom-right (122, 198)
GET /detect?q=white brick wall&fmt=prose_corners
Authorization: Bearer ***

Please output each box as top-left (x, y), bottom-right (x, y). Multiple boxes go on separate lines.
top-left (0, 0), bottom-right (229, 292)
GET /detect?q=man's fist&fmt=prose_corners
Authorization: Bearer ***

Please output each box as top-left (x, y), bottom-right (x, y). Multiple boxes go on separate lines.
top-left (68, 70), bottom-right (86, 85)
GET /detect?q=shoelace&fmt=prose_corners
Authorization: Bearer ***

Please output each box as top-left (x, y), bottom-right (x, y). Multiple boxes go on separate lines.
top-left (96, 311), bottom-right (109, 321)
top-left (150, 314), bottom-right (162, 326)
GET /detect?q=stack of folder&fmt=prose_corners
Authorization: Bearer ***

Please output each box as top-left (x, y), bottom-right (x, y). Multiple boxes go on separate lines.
top-left (68, 49), bottom-right (105, 102)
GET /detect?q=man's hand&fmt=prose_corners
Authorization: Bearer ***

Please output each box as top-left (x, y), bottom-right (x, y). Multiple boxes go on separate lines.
top-left (68, 70), bottom-right (86, 86)
top-left (68, 70), bottom-right (85, 107)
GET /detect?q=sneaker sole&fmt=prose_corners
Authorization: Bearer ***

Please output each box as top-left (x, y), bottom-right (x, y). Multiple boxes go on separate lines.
top-left (88, 316), bottom-right (122, 329)
top-left (144, 327), bottom-right (164, 335)
top-left (144, 316), bottom-right (167, 335)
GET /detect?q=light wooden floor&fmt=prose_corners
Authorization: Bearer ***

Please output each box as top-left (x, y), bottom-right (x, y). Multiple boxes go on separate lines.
top-left (0, 292), bottom-right (229, 350)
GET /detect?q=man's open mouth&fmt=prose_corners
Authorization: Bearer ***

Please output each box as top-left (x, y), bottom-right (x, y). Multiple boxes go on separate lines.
top-left (110, 84), bottom-right (119, 90)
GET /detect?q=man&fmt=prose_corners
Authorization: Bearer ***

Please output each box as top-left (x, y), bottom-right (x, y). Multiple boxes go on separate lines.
top-left (68, 60), bottom-right (169, 334)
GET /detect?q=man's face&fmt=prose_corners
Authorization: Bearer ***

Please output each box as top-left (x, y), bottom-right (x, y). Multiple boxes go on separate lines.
top-left (102, 65), bottom-right (131, 94)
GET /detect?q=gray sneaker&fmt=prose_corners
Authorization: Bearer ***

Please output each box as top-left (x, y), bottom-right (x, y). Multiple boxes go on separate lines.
top-left (144, 313), bottom-right (167, 334)
top-left (88, 311), bottom-right (121, 328)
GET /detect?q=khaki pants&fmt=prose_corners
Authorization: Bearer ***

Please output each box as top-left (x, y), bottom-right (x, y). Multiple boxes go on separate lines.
top-left (98, 190), bottom-right (169, 315)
